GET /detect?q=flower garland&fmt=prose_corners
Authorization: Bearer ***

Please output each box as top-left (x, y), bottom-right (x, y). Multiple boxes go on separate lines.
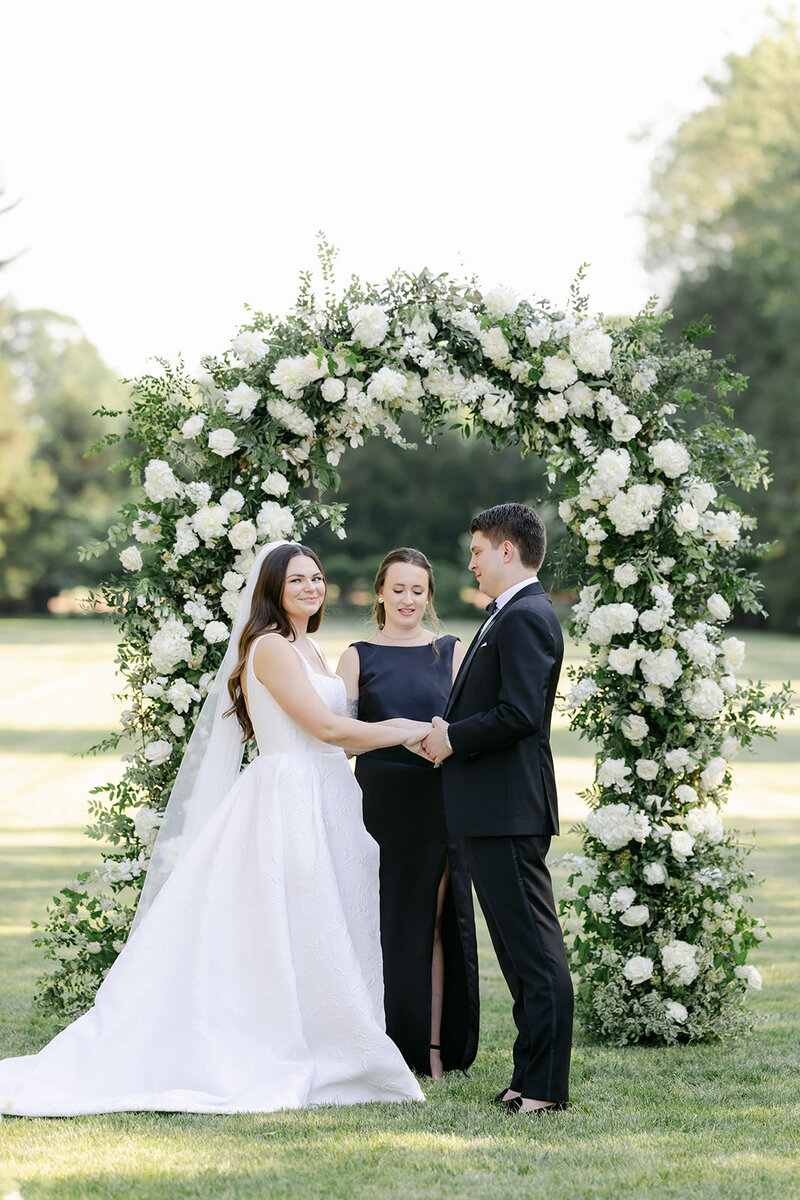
top-left (33, 261), bottom-right (791, 1042)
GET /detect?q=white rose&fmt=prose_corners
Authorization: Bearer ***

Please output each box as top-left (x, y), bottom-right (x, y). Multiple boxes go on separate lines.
top-left (686, 807), bottom-right (724, 843)
top-left (674, 784), bottom-right (699, 807)
top-left (614, 564), bottom-right (639, 588)
top-left (539, 352), bottom-right (578, 392)
top-left (684, 678), bottom-right (725, 720)
top-left (168, 713), bottom-right (186, 737)
top-left (321, 377), bottom-right (346, 404)
top-left (670, 830), bottom-right (695, 863)
top-left (208, 428), bottom-right (238, 458)
top-left (666, 1001), bottom-right (688, 1023)
top-left (636, 759), bottom-right (659, 781)
top-left (673, 502), bottom-right (700, 535)
top-left (621, 714), bottom-right (649, 745)
top-left (348, 303), bottom-right (390, 349)
top-left (132, 805), bottom-right (163, 849)
top-left (231, 331), bottom-right (269, 364)
top-left (661, 940), bottom-right (699, 985)
top-left (643, 862), bottom-right (667, 885)
top-left (227, 520), bottom-right (258, 550)
top-left (203, 621), bottom-right (229, 644)
top-left (477, 326), bottom-right (512, 365)
top-left (181, 413), bottom-right (206, 439)
top-left (706, 593), bottom-right (731, 621)
top-left (143, 739), bottom-right (172, 766)
top-left (620, 904), bottom-right (650, 927)
top-left (224, 382), bottom-right (260, 420)
top-left (643, 684), bottom-right (665, 708)
top-left (720, 736), bottom-right (741, 761)
top-left (623, 955), bottom-right (654, 984)
top-left (119, 546), bottom-right (143, 571)
top-left (664, 748), bottom-right (696, 772)
top-left (699, 757), bottom-right (727, 791)
top-left (597, 760), bottom-right (633, 789)
top-left (143, 459), bottom-right (181, 503)
top-left (586, 602), bottom-right (638, 645)
top-left (607, 484), bottom-right (664, 536)
top-left (720, 636), bottom-right (746, 671)
top-left (608, 645), bottom-right (641, 676)
top-left (262, 471), bottom-right (290, 497)
top-left (482, 284), bottom-right (519, 317)
top-left (649, 438), bottom-right (691, 478)
top-left (220, 590), bottom-right (241, 620)
top-left (611, 412), bottom-right (642, 442)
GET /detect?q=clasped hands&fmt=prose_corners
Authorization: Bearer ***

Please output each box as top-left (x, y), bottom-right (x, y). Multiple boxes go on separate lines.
top-left (391, 716), bottom-right (452, 765)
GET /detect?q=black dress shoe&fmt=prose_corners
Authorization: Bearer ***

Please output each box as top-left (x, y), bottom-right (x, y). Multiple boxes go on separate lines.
top-left (491, 1088), bottom-right (517, 1105)
top-left (504, 1096), bottom-right (568, 1115)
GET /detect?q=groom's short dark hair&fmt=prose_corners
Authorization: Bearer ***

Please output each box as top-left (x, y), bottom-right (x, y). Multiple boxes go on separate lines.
top-left (470, 503), bottom-right (546, 570)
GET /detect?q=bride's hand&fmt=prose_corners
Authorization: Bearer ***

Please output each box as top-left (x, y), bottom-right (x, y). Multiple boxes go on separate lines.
top-left (386, 719), bottom-right (434, 750)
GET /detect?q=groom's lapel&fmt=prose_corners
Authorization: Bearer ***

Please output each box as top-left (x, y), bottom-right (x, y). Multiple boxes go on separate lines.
top-left (444, 581), bottom-right (544, 717)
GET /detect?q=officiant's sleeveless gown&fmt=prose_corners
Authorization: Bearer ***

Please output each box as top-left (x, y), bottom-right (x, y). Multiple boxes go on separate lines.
top-left (0, 635), bottom-right (424, 1115)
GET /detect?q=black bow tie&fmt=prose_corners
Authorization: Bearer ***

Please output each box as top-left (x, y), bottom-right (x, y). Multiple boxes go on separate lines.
top-left (484, 599), bottom-right (498, 616)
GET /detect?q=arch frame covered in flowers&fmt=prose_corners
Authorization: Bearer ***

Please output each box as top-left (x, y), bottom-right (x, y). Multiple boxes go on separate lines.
top-left (36, 257), bottom-right (790, 1043)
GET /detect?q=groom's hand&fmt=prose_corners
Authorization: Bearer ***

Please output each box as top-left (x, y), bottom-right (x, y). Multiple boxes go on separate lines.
top-left (423, 716), bottom-right (453, 765)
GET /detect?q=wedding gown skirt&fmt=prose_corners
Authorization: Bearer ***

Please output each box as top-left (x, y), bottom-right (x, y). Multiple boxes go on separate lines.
top-left (0, 638), bottom-right (424, 1115)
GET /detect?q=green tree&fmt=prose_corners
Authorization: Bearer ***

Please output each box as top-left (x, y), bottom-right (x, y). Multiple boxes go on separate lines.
top-left (644, 17), bottom-right (800, 631)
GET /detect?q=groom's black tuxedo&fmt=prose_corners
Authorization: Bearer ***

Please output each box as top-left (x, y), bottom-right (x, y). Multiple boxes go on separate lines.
top-left (440, 580), bottom-right (573, 1103)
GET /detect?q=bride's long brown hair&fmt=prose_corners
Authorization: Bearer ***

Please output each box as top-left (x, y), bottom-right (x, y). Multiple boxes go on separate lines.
top-left (226, 543), bottom-right (326, 741)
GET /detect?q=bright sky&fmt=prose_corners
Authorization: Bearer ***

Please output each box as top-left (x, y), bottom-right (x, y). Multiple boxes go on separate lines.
top-left (1, 0), bottom-right (794, 378)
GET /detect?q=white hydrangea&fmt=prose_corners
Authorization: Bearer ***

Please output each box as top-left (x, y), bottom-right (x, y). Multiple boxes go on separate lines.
top-left (678, 626), bottom-right (717, 669)
top-left (661, 940), bottom-right (699, 985)
top-left (227, 520), bottom-right (258, 550)
top-left (539, 352), bottom-right (578, 391)
top-left (231, 331), bottom-right (269, 364)
top-left (684, 678), bottom-right (725, 720)
top-left (734, 964), bottom-right (762, 990)
top-left (569, 324), bottom-right (612, 375)
top-left (607, 484), bottom-right (664, 536)
top-left (643, 862), bottom-right (667, 885)
top-left (587, 801), bottom-right (650, 849)
top-left (224, 382), bottom-right (259, 420)
top-left (348, 303), bottom-right (390, 349)
top-left (482, 284), bottom-right (519, 317)
top-left (144, 459), bottom-right (181, 503)
top-left (184, 597), bottom-right (213, 627)
top-left (173, 518), bottom-right (199, 558)
top-left (256, 501), bottom-right (295, 541)
top-left (586, 602), bottom-right (638, 645)
top-left (208, 428), bottom-right (238, 458)
top-left (670, 830), bottom-right (695, 863)
top-left (150, 617), bottom-right (193, 674)
top-left (640, 647), bottom-right (682, 689)
top-left (185, 482), bottom-right (212, 507)
top-left (623, 955), bottom-right (654, 984)
top-left (119, 546), bottom-right (143, 571)
top-left (649, 438), bottom-right (691, 478)
top-left (685, 807), bottom-right (724, 843)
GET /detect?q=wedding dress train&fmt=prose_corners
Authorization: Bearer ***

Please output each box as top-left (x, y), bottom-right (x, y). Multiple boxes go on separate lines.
top-left (0, 636), bottom-right (424, 1115)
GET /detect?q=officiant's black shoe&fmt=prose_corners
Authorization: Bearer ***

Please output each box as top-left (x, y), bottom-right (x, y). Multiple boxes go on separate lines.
top-left (504, 1096), bottom-right (568, 1115)
top-left (492, 1088), bottom-right (518, 1105)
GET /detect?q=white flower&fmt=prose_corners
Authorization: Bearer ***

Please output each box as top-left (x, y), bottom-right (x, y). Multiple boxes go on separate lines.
top-left (686, 807), bottom-right (724, 843)
top-left (587, 448), bottom-right (631, 499)
top-left (670, 830), bottom-right (695, 863)
top-left (579, 517), bottom-right (607, 545)
top-left (524, 319), bottom-right (552, 348)
top-left (220, 590), bottom-right (241, 620)
top-left (586, 893), bottom-right (609, 915)
top-left (227, 520), bottom-right (258, 550)
top-left (203, 621), bottom-right (229, 644)
top-left (132, 805), bottom-right (163, 849)
top-left (734, 964), bottom-right (762, 990)
top-left (649, 439), bottom-right (691, 478)
top-left (620, 904), bottom-right (650, 927)
top-left (231, 331), bottom-right (269, 364)
top-left (208, 428), bottom-right (238, 458)
top-left (565, 380), bottom-right (595, 416)
top-left (481, 390), bottom-right (517, 428)
top-left (450, 308), bottom-right (481, 336)
top-left (267, 396), bottom-right (316, 439)
top-left (256, 501), bottom-right (295, 541)
top-left (643, 862), bottom-right (667, 885)
top-left (585, 602), bottom-right (638, 645)
top-left (597, 759), bottom-right (633, 789)
top-left (674, 784), bottom-right (699, 806)
top-left (661, 940), bottom-right (699, 985)
top-left (149, 617), bottom-right (193, 674)
top-left (558, 499), bottom-right (575, 524)
top-left (144, 459), bottom-right (181, 503)
top-left (564, 676), bottom-right (599, 709)
top-left (608, 644), bottom-right (642, 676)
top-left (262, 471), bottom-right (290, 497)
top-left (673, 502), bottom-right (700, 535)
top-left (181, 413), bottom-right (206, 439)
top-left (367, 366), bottom-right (408, 404)
top-left (131, 511), bottom-right (162, 544)
top-left (165, 678), bottom-right (201, 713)
top-left (611, 412), bottom-right (642, 442)
top-left (119, 545), bottom-right (143, 571)
top-left (321, 377), bottom-right (346, 404)
top-left (539, 352), bottom-right (578, 391)
top-left (631, 367), bottom-right (658, 393)
top-left (643, 684), bottom-right (665, 708)
top-left (702, 509), bottom-right (741, 548)
top-left (636, 759), bottom-right (659, 781)
top-left (348, 303), bottom-right (390, 349)
top-left (270, 356), bottom-right (310, 401)
top-left (720, 636), bottom-right (746, 671)
top-left (640, 648), bottom-right (682, 690)
top-left (477, 326), bottom-right (512, 365)
top-left (614, 563), bottom-right (639, 588)
top-left (688, 479), bottom-right (717, 513)
top-left (596, 388), bottom-right (625, 419)
top-left (221, 570), bottom-right (244, 592)
top-left (684, 678), bottom-right (725, 720)
top-left (218, 489), bottom-right (244, 514)
top-left (185, 481), bottom-right (212, 507)
top-left (720, 736), bottom-right (741, 761)
top-left (706, 593), bottom-right (731, 621)
top-left (168, 713), bottom-right (186, 737)
top-left (569, 325), bottom-right (612, 375)
top-left (665, 748), bottom-right (697, 772)
top-left (184, 598), bottom-right (213, 627)
top-left (587, 802), bottom-right (650, 849)
top-left (192, 504), bottom-right (229, 543)
top-left (621, 714), bottom-right (649, 745)
top-left (535, 392), bottom-right (569, 423)
top-left (699, 757), bottom-right (727, 791)
top-left (666, 1001), bottom-right (688, 1023)
top-left (607, 484), bottom-right (664, 536)
top-left (609, 886), bottom-right (636, 912)
top-left (143, 739), bottom-right (172, 766)
top-left (482, 284), bottom-right (519, 317)
top-left (224, 382), bottom-right (260, 420)
top-left (623, 955), bottom-right (654, 984)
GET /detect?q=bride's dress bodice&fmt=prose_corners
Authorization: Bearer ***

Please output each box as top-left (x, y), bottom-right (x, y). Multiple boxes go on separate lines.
top-left (248, 634), bottom-right (344, 759)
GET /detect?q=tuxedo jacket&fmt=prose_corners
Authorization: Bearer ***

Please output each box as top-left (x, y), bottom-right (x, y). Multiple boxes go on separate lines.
top-left (441, 581), bottom-right (564, 838)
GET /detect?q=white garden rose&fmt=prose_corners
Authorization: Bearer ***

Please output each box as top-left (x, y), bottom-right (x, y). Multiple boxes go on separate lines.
top-left (132, 805), bottom-right (163, 849)
top-left (720, 636), bottom-right (746, 671)
top-left (261, 471), bottom-right (290, 497)
top-left (191, 504), bottom-right (229, 543)
top-left (665, 1001), bottom-right (688, 1023)
top-left (597, 759), bottom-right (633, 789)
top-left (643, 862), bottom-right (667, 885)
top-left (734, 964), bottom-right (762, 990)
top-left (143, 739), bottom-right (172, 766)
top-left (614, 563), bottom-right (639, 588)
top-left (674, 784), bottom-right (699, 806)
top-left (673, 502), bottom-right (700, 535)
top-left (670, 830), bottom-right (695, 863)
top-left (144, 459), bottom-right (181, 503)
top-left (621, 714), bottom-right (649, 745)
top-left (477, 326), bottom-right (512, 366)
top-left (481, 391), bottom-right (517, 428)
top-left (168, 713), bottom-right (186, 737)
top-left (720, 736), bottom-right (741, 761)
top-left (482, 284), bottom-right (519, 317)
top-left (119, 546), bottom-right (143, 571)
top-left (686, 807), bottom-right (724, 843)
top-left (231, 331), bottom-right (269, 364)
top-left (208, 428), bottom-right (238, 458)
top-left (609, 886), bottom-right (636, 912)
top-left (220, 590), bottom-right (241, 620)
top-left (348, 303), bottom-right (390, 349)
top-left (218, 489), bottom-right (244, 514)
top-left (586, 893), bottom-right (609, 915)
top-left (684, 678), bottom-right (725, 720)
top-left (535, 392), bottom-right (569, 423)
top-left (700, 756), bottom-right (727, 791)
top-left (165, 678), bottom-right (201, 713)
top-left (181, 413), bottom-right (206, 439)
top-left (623, 955), bottom-right (654, 984)
top-left (608, 644), bottom-right (642, 676)
top-left (149, 617), bottom-right (193, 674)
top-left (525, 320), bottom-right (552, 348)
top-left (321, 377), bottom-right (346, 404)
top-left (611, 412), bottom-right (642, 442)
top-left (706, 593), bottom-right (731, 621)
top-left (221, 570), bottom-right (244, 592)
top-left (565, 380), bottom-right (595, 416)
top-left (664, 748), bottom-right (697, 772)
top-left (620, 905), bottom-right (650, 927)
top-left (661, 940), bottom-right (699, 985)
top-left (224, 382), bottom-right (259, 420)
top-left (636, 759), bottom-right (659, 781)
top-left (270, 356), bottom-right (310, 401)
top-left (203, 621), bottom-right (229, 644)
top-left (227, 520), bottom-right (258, 550)
top-left (631, 367), bottom-right (658, 393)
top-left (649, 438), bottom-right (691, 478)
top-left (256, 501), bottom-right (295, 541)
top-left (569, 325), bottom-right (612, 375)
top-left (367, 366), bottom-right (408, 404)
top-left (640, 647), bottom-right (682, 689)
top-left (539, 352), bottom-right (578, 391)
top-left (185, 482), bottom-right (212, 507)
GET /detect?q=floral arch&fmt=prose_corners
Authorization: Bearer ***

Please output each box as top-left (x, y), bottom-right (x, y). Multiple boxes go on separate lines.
top-left (36, 259), bottom-right (790, 1044)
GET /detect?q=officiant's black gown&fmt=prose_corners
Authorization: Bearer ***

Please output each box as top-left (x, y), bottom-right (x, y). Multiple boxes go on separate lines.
top-left (352, 637), bottom-right (479, 1075)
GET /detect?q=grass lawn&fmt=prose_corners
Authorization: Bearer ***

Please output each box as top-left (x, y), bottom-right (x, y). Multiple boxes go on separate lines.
top-left (1, 616), bottom-right (798, 1200)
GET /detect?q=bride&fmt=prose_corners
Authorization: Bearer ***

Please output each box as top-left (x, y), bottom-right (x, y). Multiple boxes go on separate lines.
top-left (0, 541), bottom-right (429, 1115)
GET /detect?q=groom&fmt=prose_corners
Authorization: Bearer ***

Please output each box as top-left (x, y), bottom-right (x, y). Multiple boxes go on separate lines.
top-left (422, 503), bottom-right (573, 1113)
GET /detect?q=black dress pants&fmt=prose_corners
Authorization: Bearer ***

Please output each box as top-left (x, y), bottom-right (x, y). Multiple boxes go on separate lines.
top-left (463, 834), bottom-right (573, 1102)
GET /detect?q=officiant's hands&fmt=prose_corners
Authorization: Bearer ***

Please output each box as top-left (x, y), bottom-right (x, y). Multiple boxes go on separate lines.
top-left (421, 716), bottom-right (453, 765)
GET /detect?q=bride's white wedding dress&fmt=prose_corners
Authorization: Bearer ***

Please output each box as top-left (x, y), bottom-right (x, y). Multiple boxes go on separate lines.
top-left (0, 635), bottom-right (424, 1115)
